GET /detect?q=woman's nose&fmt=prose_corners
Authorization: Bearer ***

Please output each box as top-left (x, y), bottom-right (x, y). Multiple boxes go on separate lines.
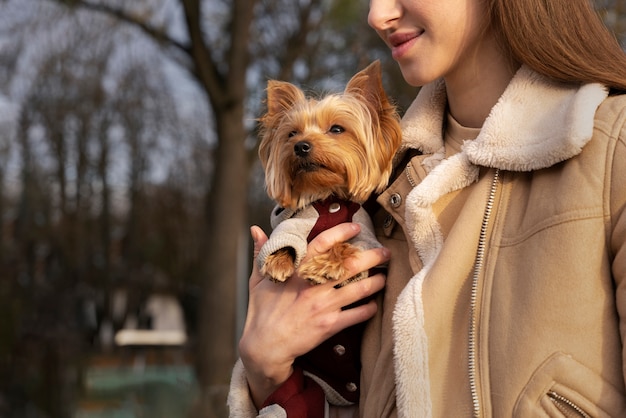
top-left (368, 0), bottom-right (401, 31)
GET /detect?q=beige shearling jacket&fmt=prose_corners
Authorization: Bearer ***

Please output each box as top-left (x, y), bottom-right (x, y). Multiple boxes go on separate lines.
top-left (361, 66), bottom-right (626, 417)
top-left (229, 66), bottom-right (626, 417)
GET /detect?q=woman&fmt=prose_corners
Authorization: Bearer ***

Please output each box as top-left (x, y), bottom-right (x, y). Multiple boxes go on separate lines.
top-left (229, 0), bottom-right (626, 416)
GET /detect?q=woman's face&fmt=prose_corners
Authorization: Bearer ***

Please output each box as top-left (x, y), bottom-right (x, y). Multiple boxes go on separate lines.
top-left (368, 0), bottom-right (491, 87)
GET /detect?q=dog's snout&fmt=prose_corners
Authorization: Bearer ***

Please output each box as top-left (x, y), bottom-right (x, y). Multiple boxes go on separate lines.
top-left (294, 141), bottom-right (312, 157)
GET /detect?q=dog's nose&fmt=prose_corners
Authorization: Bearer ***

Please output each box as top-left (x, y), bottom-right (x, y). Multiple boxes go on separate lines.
top-left (294, 141), bottom-right (312, 157)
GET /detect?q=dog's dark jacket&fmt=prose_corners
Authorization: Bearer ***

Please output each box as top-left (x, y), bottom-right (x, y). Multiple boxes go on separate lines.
top-left (258, 196), bottom-right (382, 412)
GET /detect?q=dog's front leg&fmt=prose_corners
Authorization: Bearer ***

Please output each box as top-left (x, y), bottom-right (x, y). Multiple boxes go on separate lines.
top-left (261, 247), bottom-right (296, 282)
top-left (298, 242), bottom-right (361, 285)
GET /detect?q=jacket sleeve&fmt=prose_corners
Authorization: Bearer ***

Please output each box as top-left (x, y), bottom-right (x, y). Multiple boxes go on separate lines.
top-left (257, 212), bottom-right (317, 271)
top-left (228, 359), bottom-right (259, 417)
top-left (610, 100), bottom-right (626, 388)
top-left (228, 359), bottom-right (329, 418)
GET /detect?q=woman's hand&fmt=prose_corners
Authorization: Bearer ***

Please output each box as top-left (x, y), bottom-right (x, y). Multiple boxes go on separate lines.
top-left (239, 223), bottom-right (389, 408)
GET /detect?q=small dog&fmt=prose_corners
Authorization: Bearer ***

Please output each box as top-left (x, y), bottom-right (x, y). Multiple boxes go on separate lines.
top-left (257, 61), bottom-right (402, 286)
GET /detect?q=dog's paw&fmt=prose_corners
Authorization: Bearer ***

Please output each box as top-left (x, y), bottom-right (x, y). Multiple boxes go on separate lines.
top-left (261, 248), bottom-right (296, 282)
top-left (298, 242), bottom-right (360, 285)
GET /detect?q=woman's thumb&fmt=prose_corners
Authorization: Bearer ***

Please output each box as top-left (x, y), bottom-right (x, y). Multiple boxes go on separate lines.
top-left (250, 225), bottom-right (268, 259)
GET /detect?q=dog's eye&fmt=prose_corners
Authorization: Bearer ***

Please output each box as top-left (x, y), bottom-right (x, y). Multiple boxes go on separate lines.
top-left (288, 130), bottom-right (298, 138)
top-left (329, 125), bottom-right (345, 134)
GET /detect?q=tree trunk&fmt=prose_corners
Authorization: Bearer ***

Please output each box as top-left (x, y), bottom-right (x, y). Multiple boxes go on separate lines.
top-left (195, 103), bottom-right (248, 417)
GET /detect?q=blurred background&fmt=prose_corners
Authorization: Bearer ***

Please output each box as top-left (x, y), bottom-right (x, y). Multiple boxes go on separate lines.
top-left (0, 0), bottom-right (623, 417)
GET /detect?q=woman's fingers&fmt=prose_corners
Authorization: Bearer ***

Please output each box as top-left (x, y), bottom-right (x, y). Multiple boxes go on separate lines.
top-left (249, 225), bottom-right (269, 288)
top-left (338, 245), bottom-right (390, 282)
top-left (322, 272), bottom-right (386, 336)
top-left (305, 223), bottom-right (362, 258)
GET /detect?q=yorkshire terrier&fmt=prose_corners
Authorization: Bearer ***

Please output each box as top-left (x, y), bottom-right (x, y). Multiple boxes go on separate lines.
top-left (254, 61), bottom-right (402, 407)
top-left (256, 60), bottom-right (402, 287)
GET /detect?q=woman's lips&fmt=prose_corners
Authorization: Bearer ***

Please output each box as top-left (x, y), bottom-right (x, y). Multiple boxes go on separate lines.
top-left (388, 31), bottom-right (422, 60)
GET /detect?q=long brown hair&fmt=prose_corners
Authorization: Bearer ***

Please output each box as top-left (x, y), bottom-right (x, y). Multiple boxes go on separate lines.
top-left (489, 0), bottom-right (626, 93)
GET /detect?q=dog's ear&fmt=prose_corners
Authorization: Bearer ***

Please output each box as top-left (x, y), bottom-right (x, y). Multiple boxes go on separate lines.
top-left (344, 60), bottom-right (387, 111)
top-left (347, 61), bottom-right (402, 195)
top-left (265, 80), bottom-right (306, 117)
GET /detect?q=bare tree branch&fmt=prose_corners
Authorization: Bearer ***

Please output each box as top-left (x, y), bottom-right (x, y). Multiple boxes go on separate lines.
top-left (179, 0), bottom-right (228, 108)
top-left (59, 0), bottom-right (190, 53)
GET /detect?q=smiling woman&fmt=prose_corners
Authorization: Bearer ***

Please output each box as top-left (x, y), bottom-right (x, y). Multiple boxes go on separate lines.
top-left (228, 0), bottom-right (626, 417)
top-left (368, 0), bottom-right (494, 93)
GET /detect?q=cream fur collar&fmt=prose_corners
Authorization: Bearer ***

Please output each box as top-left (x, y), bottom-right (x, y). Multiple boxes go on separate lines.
top-left (399, 65), bottom-right (608, 171)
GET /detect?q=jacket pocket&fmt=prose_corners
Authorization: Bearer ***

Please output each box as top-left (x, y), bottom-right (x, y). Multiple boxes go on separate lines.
top-left (513, 352), bottom-right (626, 418)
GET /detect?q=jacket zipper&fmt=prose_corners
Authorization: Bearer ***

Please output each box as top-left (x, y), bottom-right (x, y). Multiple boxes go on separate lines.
top-left (468, 169), bottom-right (500, 418)
top-left (547, 391), bottom-right (592, 418)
